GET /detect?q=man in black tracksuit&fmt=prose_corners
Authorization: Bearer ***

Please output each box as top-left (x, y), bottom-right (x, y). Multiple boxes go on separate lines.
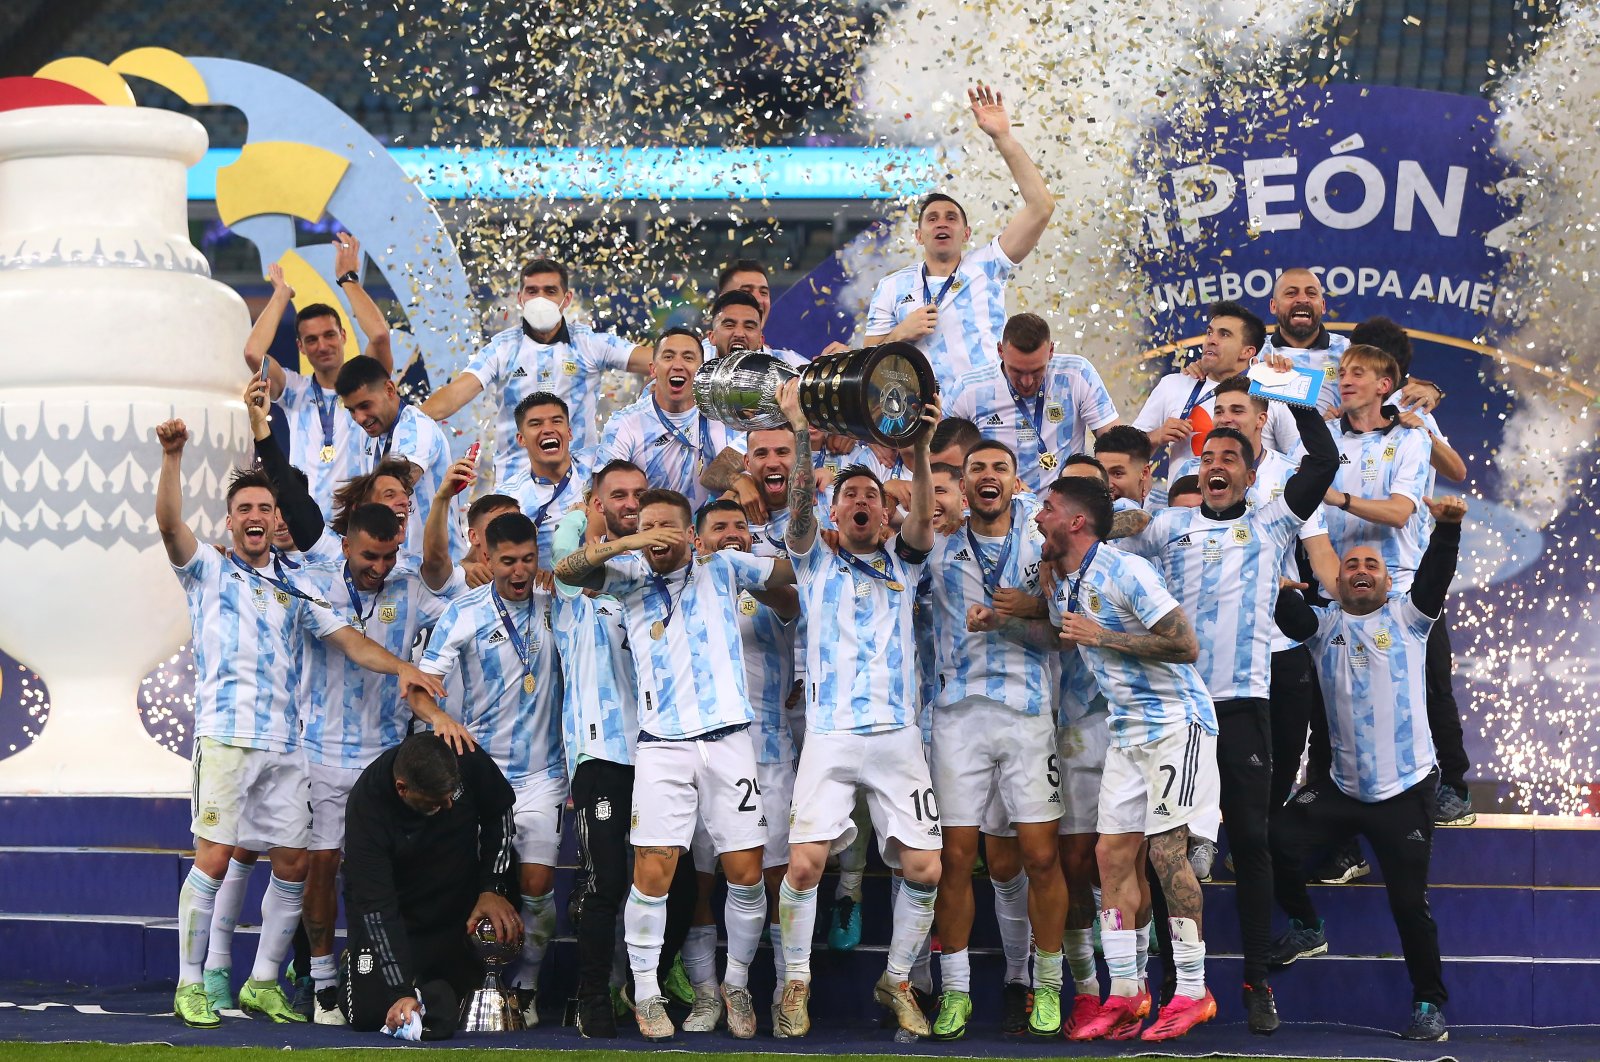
top-left (340, 734), bottom-right (521, 1039)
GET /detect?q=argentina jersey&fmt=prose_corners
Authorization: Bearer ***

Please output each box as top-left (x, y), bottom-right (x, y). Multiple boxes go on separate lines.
top-left (1306, 595), bottom-right (1437, 801)
top-left (359, 403), bottom-right (458, 560)
top-left (597, 395), bottom-right (738, 511)
top-left (552, 590), bottom-right (638, 777)
top-left (1260, 331), bottom-right (1350, 414)
top-left (947, 356), bottom-right (1119, 493)
top-left (924, 500), bottom-right (1055, 714)
top-left (276, 369), bottom-right (361, 522)
top-left (1326, 421), bottom-right (1432, 592)
top-left (865, 236), bottom-right (1016, 392)
top-left (500, 449), bottom-right (594, 568)
top-left (735, 587), bottom-right (797, 765)
top-left (421, 584), bottom-right (563, 785)
top-left (1135, 373), bottom-right (1302, 508)
top-left (790, 534), bottom-right (925, 735)
top-left (296, 556), bottom-right (455, 768)
top-left (1058, 544), bottom-right (1216, 746)
top-left (176, 546), bottom-right (347, 752)
top-left (604, 550), bottom-right (776, 739)
top-left (1044, 583), bottom-right (1109, 725)
top-left (1124, 498), bottom-right (1303, 701)
top-left (464, 323), bottom-right (637, 480)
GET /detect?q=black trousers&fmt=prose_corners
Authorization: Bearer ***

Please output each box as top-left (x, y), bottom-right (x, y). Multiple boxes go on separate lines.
top-left (1270, 771), bottom-right (1447, 1007)
top-left (1215, 698), bottom-right (1275, 985)
top-left (1425, 611), bottom-right (1469, 794)
top-left (1268, 646), bottom-right (1325, 808)
top-left (568, 758), bottom-right (635, 1000)
top-left (340, 929), bottom-right (479, 1039)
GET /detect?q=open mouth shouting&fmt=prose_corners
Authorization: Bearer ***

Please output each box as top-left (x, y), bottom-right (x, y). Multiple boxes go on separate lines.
top-left (1287, 305), bottom-right (1316, 330)
top-left (851, 510), bottom-right (872, 529)
top-left (665, 371), bottom-right (689, 398)
top-left (1349, 571), bottom-right (1376, 592)
top-left (762, 472), bottom-right (787, 496)
top-left (242, 521), bottom-right (269, 550)
top-left (974, 481), bottom-right (1003, 503)
top-left (538, 434), bottom-right (562, 455)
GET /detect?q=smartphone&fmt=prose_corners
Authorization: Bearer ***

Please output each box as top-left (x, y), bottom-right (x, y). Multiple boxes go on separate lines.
top-left (453, 442), bottom-right (481, 495)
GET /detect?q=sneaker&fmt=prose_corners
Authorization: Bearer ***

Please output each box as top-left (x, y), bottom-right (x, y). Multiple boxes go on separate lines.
top-left (1000, 980), bottom-right (1031, 1036)
top-left (1065, 993), bottom-right (1103, 1038)
top-left (1029, 984), bottom-right (1062, 1036)
top-left (681, 982), bottom-right (723, 1032)
top-left (634, 994), bottom-right (675, 1041)
top-left (775, 979), bottom-right (810, 1038)
top-left (312, 986), bottom-right (345, 1026)
top-left (1401, 1001), bottom-right (1448, 1041)
top-left (930, 989), bottom-right (971, 1041)
top-left (1068, 991), bottom-right (1142, 1041)
top-left (174, 983), bottom-right (220, 1029)
top-left (576, 993), bottom-right (618, 1039)
top-left (1435, 784), bottom-right (1476, 827)
top-left (513, 987), bottom-right (539, 1028)
top-left (238, 978), bottom-right (308, 1023)
top-left (1268, 918), bottom-right (1328, 967)
top-left (1243, 982), bottom-right (1279, 1035)
top-left (202, 967), bottom-right (232, 1013)
top-left (1311, 843), bottom-right (1370, 884)
top-left (722, 984), bottom-right (756, 1039)
top-left (1141, 989), bottom-right (1217, 1040)
top-left (1188, 839), bottom-right (1218, 883)
top-left (828, 894), bottom-right (862, 951)
top-left (874, 971), bottom-right (931, 1038)
top-left (289, 974), bottom-right (314, 1018)
top-left (662, 955), bottom-right (695, 1006)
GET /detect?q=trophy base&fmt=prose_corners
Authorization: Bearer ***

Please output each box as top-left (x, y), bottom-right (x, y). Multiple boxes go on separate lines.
top-left (459, 985), bottom-right (525, 1034)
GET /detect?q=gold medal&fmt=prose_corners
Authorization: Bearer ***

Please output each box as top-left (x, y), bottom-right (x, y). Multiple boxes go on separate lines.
top-left (650, 620), bottom-right (665, 640)
top-left (523, 673), bottom-right (536, 695)
top-left (885, 580), bottom-right (905, 592)
top-left (1039, 452), bottom-right (1058, 471)
top-left (320, 445), bottom-right (336, 463)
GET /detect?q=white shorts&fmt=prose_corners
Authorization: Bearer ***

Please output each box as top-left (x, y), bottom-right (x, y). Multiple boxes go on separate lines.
top-left (190, 737), bottom-right (311, 851)
top-left (308, 760), bottom-right (364, 851)
top-left (1098, 724), bottom-right (1220, 837)
top-left (631, 728), bottom-right (766, 857)
top-left (513, 773), bottom-right (569, 867)
top-left (1056, 714), bottom-right (1111, 836)
top-left (930, 697), bottom-right (1061, 828)
top-left (757, 758), bottom-right (796, 869)
top-left (789, 726), bottom-right (941, 870)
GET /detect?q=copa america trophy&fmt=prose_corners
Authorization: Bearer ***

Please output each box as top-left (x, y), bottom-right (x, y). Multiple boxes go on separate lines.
top-left (694, 341), bottom-right (937, 447)
top-left (459, 916), bottom-right (524, 1033)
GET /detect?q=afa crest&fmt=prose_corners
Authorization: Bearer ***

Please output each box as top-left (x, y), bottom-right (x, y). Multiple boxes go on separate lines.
top-left (1085, 588), bottom-right (1102, 613)
top-left (563, 360), bottom-right (579, 376)
top-left (273, 590), bottom-right (290, 606)
top-left (1374, 629), bottom-right (1393, 650)
top-left (379, 603), bottom-right (398, 624)
top-left (1045, 402), bottom-right (1065, 424)
top-left (1231, 525), bottom-right (1250, 544)
top-left (738, 594), bottom-right (758, 616)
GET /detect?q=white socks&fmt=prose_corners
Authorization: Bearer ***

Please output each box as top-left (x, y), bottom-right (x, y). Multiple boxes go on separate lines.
top-left (178, 867), bottom-right (221, 985)
top-left (1065, 927), bottom-right (1099, 997)
top-left (722, 882), bottom-right (767, 990)
top-left (682, 924), bottom-right (718, 988)
top-left (886, 878), bottom-right (937, 982)
top-left (1169, 916), bottom-right (1207, 999)
top-left (768, 922), bottom-right (786, 1000)
top-left (204, 857), bottom-right (252, 973)
top-left (1135, 919), bottom-right (1152, 981)
top-left (309, 953), bottom-right (337, 993)
top-left (624, 887), bottom-right (668, 1001)
top-left (939, 948), bottom-right (971, 993)
top-left (1100, 909), bottom-right (1139, 997)
top-left (1034, 948), bottom-right (1064, 993)
top-left (778, 879), bottom-right (817, 983)
top-left (512, 891), bottom-right (556, 990)
top-left (889, 875), bottom-right (934, 992)
top-left (249, 875), bottom-right (304, 983)
top-left (991, 872), bottom-right (1031, 984)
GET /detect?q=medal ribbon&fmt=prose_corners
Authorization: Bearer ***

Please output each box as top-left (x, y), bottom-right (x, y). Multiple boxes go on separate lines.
top-left (530, 466), bottom-right (573, 529)
top-left (1179, 379), bottom-right (1215, 419)
top-left (342, 563), bottom-right (380, 629)
top-left (1006, 378), bottom-right (1049, 465)
top-left (647, 563), bottom-right (694, 632)
top-left (490, 583), bottom-right (536, 679)
top-left (920, 262), bottom-right (962, 307)
top-left (839, 548), bottom-right (904, 590)
top-left (965, 505), bottom-right (1019, 595)
top-left (1065, 541), bottom-right (1100, 615)
top-left (227, 551), bottom-right (329, 608)
top-left (652, 399), bottom-right (715, 470)
top-left (314, 386), bottom-right (340, 452)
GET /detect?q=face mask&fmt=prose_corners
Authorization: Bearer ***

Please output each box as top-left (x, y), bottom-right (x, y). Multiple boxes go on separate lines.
top-left (522, 297), bottom-right (563, 333)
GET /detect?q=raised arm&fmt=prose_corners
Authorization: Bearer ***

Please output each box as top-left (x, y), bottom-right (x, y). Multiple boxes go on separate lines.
top-left (700, 446), bottom-right (748, 491)
top-left (243, 263), bottom-right (291, 399)
top-left (419, 374), bottom-right (485, 421)
top-left (1283, 402), bottom-right (1339, 520)
top-left (333, 233), bottom-right (393, 374)
top-left (1273, 587), bottom-right (1319, 643)
top-left (1324, 488), bottom-right (1415, 529)
top-left (154, 419), bottom-right (199, 566)
top-left (777, 379), bottom-right (819, 553)
top-left (1412, 496), bottom-right (1467, 619)
top-left (246, 376), bottom-right (325, 552)
top-left (423, 456), bottom-right (473, 592)
top-left (1108, 506), bottom-right (1151, 540)
top-left (970, 83), bottom-right (1056, 264)
top-left (552, 525), bottom-right (679, 590)
top-left (898, 396), bottom-right (941, 553)
top-left (1061, 604), bottom-right (1199, 663)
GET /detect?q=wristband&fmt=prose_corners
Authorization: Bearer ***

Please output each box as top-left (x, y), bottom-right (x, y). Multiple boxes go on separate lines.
top-left (1339, 492), bottom-right (1352, 512)
top-left (336, 271), bottom-right (360, 286)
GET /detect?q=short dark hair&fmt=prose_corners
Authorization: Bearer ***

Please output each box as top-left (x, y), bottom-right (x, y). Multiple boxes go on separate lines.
top-left (485, 511), bottom-right (537, 552)
top-left (965, 439), bottom-right (1018, 467)
top-left (1063, 453), bottom-right (1109, 482)
top-left (513, 391), bottom-right (569, 427)
top-left (1203, 426), bottom-right (1256, 468)
top-left (1001, 313), bottom-right (1051, 353)
top-left (1169, 474), bottom-right (1202, 502)
top-left (1348, 316), bottom-right (1412, 379)
top-left (695, 497), bottom-right (744, 532)
top-left (1213, 373), bottom-right (1268, 412)
top-left (717, 259), bottom-right (769, 290)
top-left (638, 488), bottom-right (693, 526)
top-left (346, 502), bottom-right (403, 542)
top-left (1210, 300), bottom-right (1266, 354)
top-left (467, 493), bottom-right (518, 528)
top-left (930, 416), bottom-right (982, 456)
top-left (334, 354), bottom-right (390, 397)
top-left (1094, 425), bottom-right (1154, 466)
top-left (930, 461), bottom-right (963, 480)
top-left (918, 192), bottom-right (967, 225)
top-left (294, 303), bottom-right (344, 334)
top-left (833, 463), bottom-right (884, 499)
top-left (393, 733), bottom-right (460, 799)
top-left (1046, 475), bottom-right (1113, 539)
top-left (656, 326), bottom-right (702, 351)
top-left (592, 459), bottom-right (646, 495)
top-left (331, 458), bottom-right (414, 536)
top-left (709, 290), bottom-right (762, 321)
top-left (520, 258), bottom-right (569, 288)
top-left (226, 467), bottom-right (276, 507)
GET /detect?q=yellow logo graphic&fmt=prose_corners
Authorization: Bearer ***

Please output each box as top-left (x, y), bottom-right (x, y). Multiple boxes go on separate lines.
top-left (738, 594), bottom-right (758, 616)
top-left (378, 603), bottom-right (398, 624)
top-left (1086, 588), bottom-right (1101, 613)
top-left (1045, 402), bottom-right (1065, 424)
top-left (273, 590), bottom-right (290, 606)
top-left (201, 808), bottom-right (219, 827)
top-left (1232, 525), bottom-right (1250, 544)
top-left (1374, 629), bottom-right (1392, 650)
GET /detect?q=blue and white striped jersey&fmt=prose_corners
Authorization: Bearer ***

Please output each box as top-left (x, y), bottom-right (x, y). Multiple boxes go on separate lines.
top-left (550, 509), bottom-right (637, 775)
top-left (1305, 594), bottom-right (1437, 802)
top-left (1133, 373), bottom-right (1301, 509)
top-left (1259, 331), bottom-right (1351, 414)
top-left (1056, 544), bottom-right (1217, 747)
top-left (735, 587), bottom-right (797, 764)
top-left (1044, 586), bottom-right (1111, 725)
top-left (420, 584), bottom-right (564, 786)
top-left (596, 395), bottom-right (738, 511)
top-left (296, 556), bottom-right (455, 767)
top-left (922, 500), bottom-right (1056, 715)
top-left (947, 356), bottom-right (1120, 493)
top-left (790, 534), bottom-right (925, 735)
top-left (175, 546), bottom-right (347, 752)
top-left (276, 369), bottom-right (362, 523)
top-left (357, 403), bottom-right (458, 561)
top-left (500, 450), bottom-right (594, 568)
top-left (603, 550), bottom-right (776, 740)
top-left (865, 237), bottom-right (1016, 393)
top-left (1325, 420), bottom-right (1432, 592)
top-left (464, 322), bottom-right (636, 480)
top-left (1123, 497), bottom-right (1303, 701)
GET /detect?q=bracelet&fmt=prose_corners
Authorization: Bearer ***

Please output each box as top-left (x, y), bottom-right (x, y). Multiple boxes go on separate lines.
top-left (1339, 492), bottom-right (1352, 512)
top-left (336, 271), bottom-right (360, 286)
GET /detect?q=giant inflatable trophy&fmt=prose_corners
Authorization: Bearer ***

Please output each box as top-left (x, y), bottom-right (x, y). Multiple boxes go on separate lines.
top-left (460, 916), bottom-right (524, 1033)
top-left (694, 342), bottom-right (938, 446)
top-left (0, 105), bottom-right (251, 794)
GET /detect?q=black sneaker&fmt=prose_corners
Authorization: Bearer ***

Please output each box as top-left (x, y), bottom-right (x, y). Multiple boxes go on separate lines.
top-left (1243, 982), bottom-right (1279, 1035)
top-left (1400, 1001), bottom-right (1447, 1041)
top-left (1267, 918), bottom-right (1328, 967)
top-left (576, 993), bottom-right (618, 1038)
top-left (1310, 842), bottom-right (1370, 884)
top-left (1434, 783), bottom-right (1476, 827)
top-left (999, 980), bottom-right (1031, 1036)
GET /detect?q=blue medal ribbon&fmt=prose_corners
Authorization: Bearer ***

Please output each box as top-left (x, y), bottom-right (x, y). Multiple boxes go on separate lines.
top-left (530, 465), bottom-right (573, 529)
top-left (920, 262), bottom-right (962, 307)
top-left (1006, 378), bottom-right (1049, 464)
top-left (1179, 379), bottom-right (1215, 418)
top-left (647, 563), bottom-right (694, 632)
top-left (838, 547), bottom-right (906, 591)
top-left (489, 583), bottom-right (536, 676)
top-left (1065, 541), bottom-right (1100, 615)
top-left (652, 399), bottom-right (714, 471)
top-left (314, 386), bottom-right (340, 454)
top-left (342, 563), bottom-right (380, 631)
top-left (227, 550), bottom-right (330, 608)
top-left (965, 510), bottom-right (1019, 596)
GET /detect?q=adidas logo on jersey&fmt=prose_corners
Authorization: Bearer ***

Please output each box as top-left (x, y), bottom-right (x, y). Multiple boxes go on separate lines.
top-left (510, 366), bottom-right (529, 378)
top-left (1175, 535), bottom-right (1193, 547)
top-left (897, 293), bottom-right (917, 306)
top-left (1152, 802), bottom-right (1171, 817)
top-left (953, 548), bottom-right (972, 561)
top-left (487, 629), bottom-right (508, 645)
top-left (1338, 453), bottom-right (1351, 463)
top-left (1249, 753), bottom-right (1264, 767)
top-left (229, 571), bottom-right (244, 581)
top-left (1330, 634), bottom-right (1347, 646)
top-left (985, 413), bottom-right (1004, 426)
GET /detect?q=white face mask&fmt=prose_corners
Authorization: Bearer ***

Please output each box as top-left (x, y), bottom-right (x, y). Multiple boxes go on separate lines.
top-left (521, 296), bottom-right (564, 333)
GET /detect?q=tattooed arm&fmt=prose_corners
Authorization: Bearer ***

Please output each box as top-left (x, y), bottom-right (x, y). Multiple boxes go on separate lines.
top-left (1108, 506), bottom-right (1150, 540)
top-left (553, 526), bottom-right (680, 590)
top-left (1059, 604), bottom-right (1198, 663)
top-left (698, 446), bottom-right (748, 491)
top-left (967, 603), bottom-right (1061, 651)
top-left (777, 379), bottom-right (818, 553)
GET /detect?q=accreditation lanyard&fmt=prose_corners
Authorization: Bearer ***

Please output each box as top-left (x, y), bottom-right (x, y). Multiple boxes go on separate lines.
top-left (652, 399), bottom-right (714, 472)
top-left (839, 548), bottom-right (906, 593)
top-left (530, 466), bottom-right (573, 530)
top-left (341, 563), bottom-right (380, 633)
top-left (490, 583), bottom-right (538, 691)
top-left (1065, 542), bottom-right (1100, 615)
top-left (966, 515), bottom-right (1018, 596)
top-left (920, 262), bottom-right (962, 307)
top-left (228, 551), bottom-right (330, 609)
top-left (1179, 379), bottom-right (1215, 418)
